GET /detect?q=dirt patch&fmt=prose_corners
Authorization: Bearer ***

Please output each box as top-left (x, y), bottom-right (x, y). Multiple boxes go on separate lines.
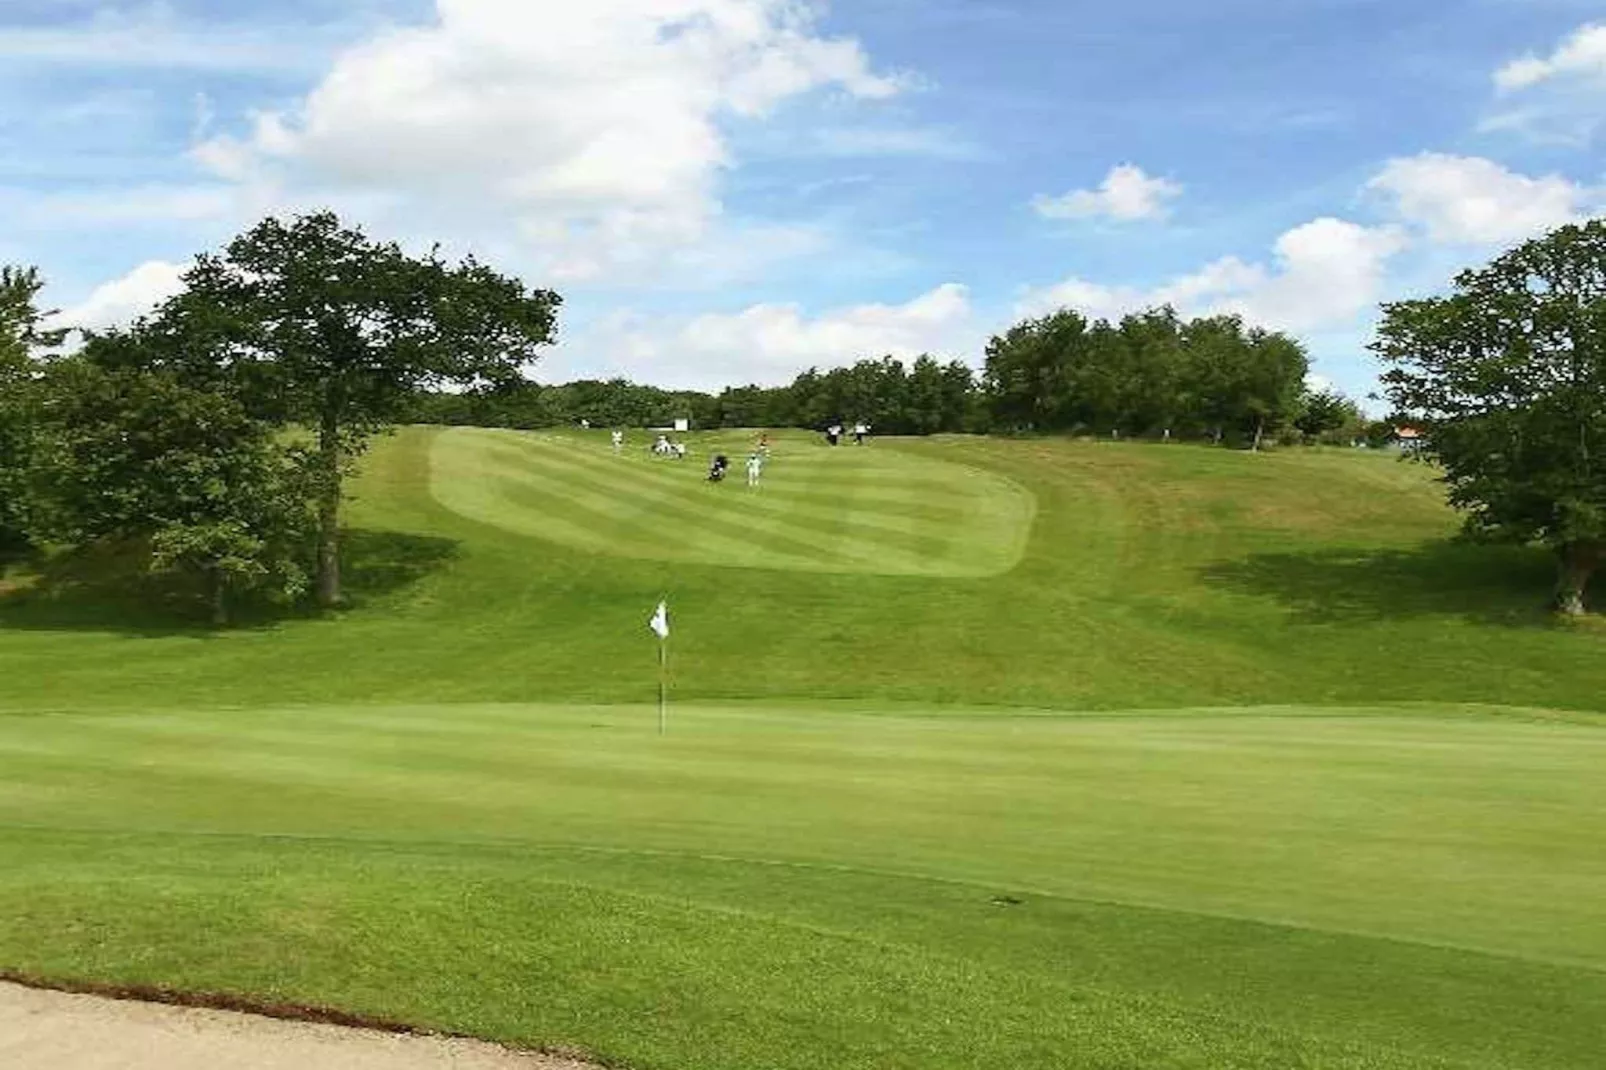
top-left (0, 978), bottom-right (604, 1070)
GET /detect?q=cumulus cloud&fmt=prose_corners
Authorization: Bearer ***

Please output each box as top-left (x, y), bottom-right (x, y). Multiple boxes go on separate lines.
top-left (50, 260), bottom-right (187, 335)
top-left (1032, 164), bottom-right (1183, 223)
top-left (1016, 218), bottom-right (1406, 333)
top-left (1367, 153), bottom-right (1596, 245)
top-left (194, 0), bottom-right (909, 283)
top-left (572, 283), bottom-right (976, 391)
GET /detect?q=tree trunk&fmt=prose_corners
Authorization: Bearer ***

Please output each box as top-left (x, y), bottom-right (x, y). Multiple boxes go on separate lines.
top-left (210, 569), bottom-right (230, 628)
top-left (1554, 541), bottom-right (1602, 617)
top-left (316, 405), bottom-right (343, 608)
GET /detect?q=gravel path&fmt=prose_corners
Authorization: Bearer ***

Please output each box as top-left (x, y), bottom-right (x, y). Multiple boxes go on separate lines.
top-left (0, 982), bottom-right (598, 1070)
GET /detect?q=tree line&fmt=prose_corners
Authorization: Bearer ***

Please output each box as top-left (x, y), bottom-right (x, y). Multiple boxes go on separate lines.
top-left (415, 310), bottom-right (1376, 448)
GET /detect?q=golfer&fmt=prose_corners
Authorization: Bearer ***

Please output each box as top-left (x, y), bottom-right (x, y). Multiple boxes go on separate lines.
top-left (746, 452), bottom-right (763, 486)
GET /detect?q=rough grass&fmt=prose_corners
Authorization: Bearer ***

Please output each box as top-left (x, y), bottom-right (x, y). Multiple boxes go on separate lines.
top-left (0, 427), bottom-right (1603, 1068)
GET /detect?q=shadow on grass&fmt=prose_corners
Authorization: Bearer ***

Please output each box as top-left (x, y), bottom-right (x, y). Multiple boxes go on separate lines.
top-left (0, 529), bottom-right (459, 637)
top-left (1199, 540), bottom-right (1569, 627)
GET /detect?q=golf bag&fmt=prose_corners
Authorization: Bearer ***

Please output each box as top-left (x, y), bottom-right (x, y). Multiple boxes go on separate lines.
top-left (708, 454), bottom-right (730, 482)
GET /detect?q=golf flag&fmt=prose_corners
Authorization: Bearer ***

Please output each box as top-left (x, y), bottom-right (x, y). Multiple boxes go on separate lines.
top-left (649, 601), bottom-right (670, 640)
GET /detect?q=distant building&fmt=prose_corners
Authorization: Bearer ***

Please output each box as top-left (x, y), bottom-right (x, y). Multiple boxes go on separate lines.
top-left (1393, 425), bottom-right (1427, 453)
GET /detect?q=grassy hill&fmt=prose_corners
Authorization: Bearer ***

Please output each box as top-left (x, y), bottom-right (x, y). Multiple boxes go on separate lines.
top-left (1, 426), bottom-right (1600, 711)
top-left (1, 428), bottom-right (1602, 1069)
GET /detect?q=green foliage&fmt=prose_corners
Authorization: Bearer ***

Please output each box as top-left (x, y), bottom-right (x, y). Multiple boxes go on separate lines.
top-left (29, 353), bottom-right (317, 622)
top-left (0, 266), bottom-right (65, 555)
top-left (1295, 389), bottom-right (1367, 444)
top-left (983, 305), bottom-right (1310, 441)
top-left (127, 211), bottom-right (562, 605)
top-left (1375, 219), bottom-right (1606, 614)
top-left (410, 354), bottom-right (978, 437)
top-left (413, 377), bottom-right (713, 430)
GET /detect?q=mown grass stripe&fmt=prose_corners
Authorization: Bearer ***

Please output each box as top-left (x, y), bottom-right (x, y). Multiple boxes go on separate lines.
top-left (525, 442), bottom-right (964, 563)
top-left (525, 434), bottom-right (1027, 570)
top-left (454, 451), bottom-right (830, 569)
top-left (456, 433), bottom-right (995, 574)
top-left (463, 445), bottom-right (912, 572)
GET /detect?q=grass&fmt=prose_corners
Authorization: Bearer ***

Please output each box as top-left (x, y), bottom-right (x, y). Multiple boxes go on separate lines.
top-left (1, 427), bottom-right (1601, 711)
top-left (430, 428), bottom-right (1035, 576)
top-left (1, 427), bottom-right (1603, 1067)
top-left (1, 703), bottom-right (1603, 1069)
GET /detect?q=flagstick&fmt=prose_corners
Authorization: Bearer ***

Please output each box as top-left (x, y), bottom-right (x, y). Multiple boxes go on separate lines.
top-left (657, 636), bottom-right (668, 736)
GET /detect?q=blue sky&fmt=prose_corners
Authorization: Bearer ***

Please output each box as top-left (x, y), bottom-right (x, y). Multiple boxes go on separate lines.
top-left (4, 1), bottom-right (1604, 401)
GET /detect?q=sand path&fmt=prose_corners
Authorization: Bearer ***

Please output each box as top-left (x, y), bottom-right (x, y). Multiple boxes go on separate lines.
top-left (0, 982), bottom-right (598, 1070)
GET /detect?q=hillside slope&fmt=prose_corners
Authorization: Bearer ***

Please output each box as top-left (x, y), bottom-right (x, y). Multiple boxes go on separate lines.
top-left (1, 426), bottom-right (1600, 713)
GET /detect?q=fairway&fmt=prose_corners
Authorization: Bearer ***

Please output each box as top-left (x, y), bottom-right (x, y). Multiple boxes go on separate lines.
top-left (429, 428), bottom-right (1036, 577)
top-left (2, 429), bottom-right (1604, 1069)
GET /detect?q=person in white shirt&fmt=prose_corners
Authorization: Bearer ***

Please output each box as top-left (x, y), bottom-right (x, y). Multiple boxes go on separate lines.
top-left (611, 430), bottom-right (624, 453)
top-left (852, 421), bottom-right (869, 445)
top-left (746, 452), bottom-right (763, 486)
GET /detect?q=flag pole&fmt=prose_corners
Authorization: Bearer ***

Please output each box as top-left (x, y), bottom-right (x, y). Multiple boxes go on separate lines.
top-left (657, 635), bottom-right (667, 736)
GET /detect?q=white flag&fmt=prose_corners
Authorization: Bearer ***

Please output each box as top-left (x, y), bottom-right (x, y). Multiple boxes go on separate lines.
top-left (648, 601), bottom-right (670, 640)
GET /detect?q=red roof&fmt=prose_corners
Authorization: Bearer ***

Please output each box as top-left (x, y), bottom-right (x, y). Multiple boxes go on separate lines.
top-left (1395, 426), bottom-right (1424, 439)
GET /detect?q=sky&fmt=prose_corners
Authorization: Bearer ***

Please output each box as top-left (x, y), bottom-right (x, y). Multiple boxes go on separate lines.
top-left (4, 0), bottom-right (1605, 402)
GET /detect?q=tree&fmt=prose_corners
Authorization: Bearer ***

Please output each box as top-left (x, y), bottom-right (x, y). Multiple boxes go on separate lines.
top-left (0, 267), bottom-right (65, 555)
top-left (983, 309), bottom-right (1091, 431)
top-left (1241, 329), bottom-right (1310, 451)
top-left (31, 352), bottom-right (317, 624)
top-left (1296, 389), bottom-right (1365, 444)
top-left (1374, 219), bottom-right (1606, 615)
top-left (131, 212), bottom-right (561, 606)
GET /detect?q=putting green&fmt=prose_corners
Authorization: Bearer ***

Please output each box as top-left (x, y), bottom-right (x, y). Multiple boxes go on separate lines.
top-left (428, 427), bottom-right (1036, 577)
top-left (0, 703), bottom-right (1602, 1070)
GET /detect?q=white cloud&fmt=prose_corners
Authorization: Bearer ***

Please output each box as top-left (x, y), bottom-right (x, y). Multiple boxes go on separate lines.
top-left (1367, 153), bottom-right (1596, 245)
top-left (195, 0), bottom-right (909, 284)
top-left (0, 5), bottom-right (345, 74)
top-left (571, 283), bottom-right (976, 390)
top-left (1487, 23), bottom-right (1606, 144)
top-left (1017, 217), bottom-right (1407, 334)
top-left (1494, 23), bottom-right (1606, 92)
top-left (50, 261), bottom-right (187, 335)
top-left (1032, 164), bottom-right (1183, 223)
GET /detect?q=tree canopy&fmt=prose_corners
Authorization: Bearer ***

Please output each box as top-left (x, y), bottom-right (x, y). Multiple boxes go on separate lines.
top-left (121, 212), bottom-right (562, 606)
top-left (982, 305), bottom-right (1309, 444)
top-left (30, 353), bottom-right (318, 624)
top-left (0, 266), bottom-right (65, 555)
top-left (1375, 219), bottom-right (1606, 615)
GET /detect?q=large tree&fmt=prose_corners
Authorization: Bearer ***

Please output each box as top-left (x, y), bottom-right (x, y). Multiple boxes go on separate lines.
top-left (31, 353), bottom-right (318, 624)
top-left (129, 213), bottom-right (561, 606)
top-left (0, 267), bottom-right (65, 554)
top-left (1374, 219), bottom-right (1606, 615)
